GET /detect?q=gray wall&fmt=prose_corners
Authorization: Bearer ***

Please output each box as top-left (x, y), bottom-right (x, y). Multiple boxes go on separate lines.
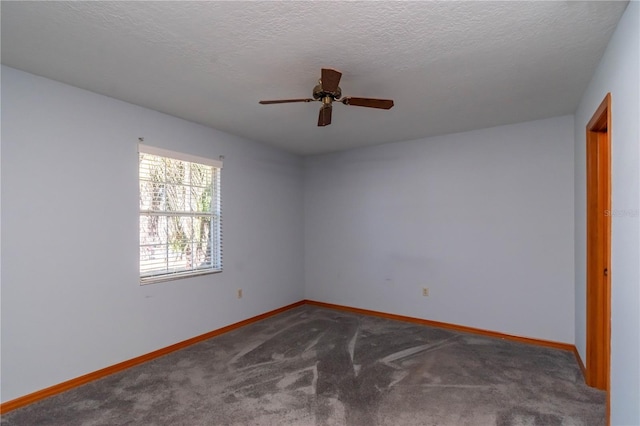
top-left (1, 66), bottom-right (305, 402)
top-left (304, 115), bottom-right (575, 343)
top-left (573, 2), bottom-right (640, 424)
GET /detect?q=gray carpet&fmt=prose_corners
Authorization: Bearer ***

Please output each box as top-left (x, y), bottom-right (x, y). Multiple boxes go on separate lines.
top-left (1, 306), bottom-right (605, 426)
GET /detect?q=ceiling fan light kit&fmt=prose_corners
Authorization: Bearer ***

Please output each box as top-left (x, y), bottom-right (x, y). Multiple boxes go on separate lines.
top-left (259, 68), bottom-right (394, 127)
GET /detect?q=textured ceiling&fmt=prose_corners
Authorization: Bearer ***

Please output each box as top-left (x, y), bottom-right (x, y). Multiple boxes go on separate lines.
top-left (1, 1), bottom-right (628, 155)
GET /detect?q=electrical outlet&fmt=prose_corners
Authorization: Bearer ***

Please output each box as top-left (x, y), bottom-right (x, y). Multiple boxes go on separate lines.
top-left (237, 288), bottom-right (243, 299)
top-left (422, 287), bottom-right (429, 297)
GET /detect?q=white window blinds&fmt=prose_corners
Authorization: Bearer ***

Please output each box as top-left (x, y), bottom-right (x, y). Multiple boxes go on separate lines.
top-left (139, 144), bottom-right (222, 283)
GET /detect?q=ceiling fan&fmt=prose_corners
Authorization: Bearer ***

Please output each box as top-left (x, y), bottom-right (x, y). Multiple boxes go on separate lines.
top-left (259, 68), bottom-right (394, 127)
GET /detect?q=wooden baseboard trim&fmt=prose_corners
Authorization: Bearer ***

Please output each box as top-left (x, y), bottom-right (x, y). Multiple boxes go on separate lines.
top-left (572, 346), bottom-right (587, 377)
top-left (568, 345), bottom-right (609, 425)
top-left (0, 300), bottom-right (305, 414)
top-left (304, 300), bottom-right (576, 352)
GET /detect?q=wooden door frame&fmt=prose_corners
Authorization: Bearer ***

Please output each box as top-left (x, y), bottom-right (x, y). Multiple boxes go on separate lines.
top-left (585, 93), bottom-right (611, 408)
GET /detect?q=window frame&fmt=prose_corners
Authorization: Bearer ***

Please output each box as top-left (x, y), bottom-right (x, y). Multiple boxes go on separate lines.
top-left (138, 144), bottom-right (223, 284)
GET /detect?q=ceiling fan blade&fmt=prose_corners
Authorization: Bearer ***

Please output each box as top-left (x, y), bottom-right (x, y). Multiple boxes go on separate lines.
top-left (259, 98), bottom-right (314, 104)
top-left (318, 104), bottom-right (332, 127)
top-left (342, 97), bottom-right (394, 109)
top-left (321, 68), bottom-right (342, 94)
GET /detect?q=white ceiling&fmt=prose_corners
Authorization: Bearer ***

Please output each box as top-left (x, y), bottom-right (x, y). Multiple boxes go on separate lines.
top-left (1, 1), bottom-right (628, 156)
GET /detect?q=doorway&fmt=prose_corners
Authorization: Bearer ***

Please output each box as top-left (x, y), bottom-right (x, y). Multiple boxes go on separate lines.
top-left (585, 93), bottom-right (611, 400)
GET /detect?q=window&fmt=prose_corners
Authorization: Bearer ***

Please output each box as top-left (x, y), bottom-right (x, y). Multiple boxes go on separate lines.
top-left (139, 144), bottom-right (222, 284)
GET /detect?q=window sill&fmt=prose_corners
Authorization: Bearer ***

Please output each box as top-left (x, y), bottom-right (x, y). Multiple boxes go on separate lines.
top-left (140, 269), bottom-right (222, 285)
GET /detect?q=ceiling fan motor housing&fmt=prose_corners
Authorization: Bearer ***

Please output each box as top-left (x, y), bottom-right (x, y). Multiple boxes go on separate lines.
top-left (313, 84), bottom-right (342, 101)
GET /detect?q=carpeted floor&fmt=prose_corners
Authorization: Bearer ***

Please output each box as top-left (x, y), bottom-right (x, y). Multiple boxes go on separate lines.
top-left (1, 306), bottom-right (605, 426)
